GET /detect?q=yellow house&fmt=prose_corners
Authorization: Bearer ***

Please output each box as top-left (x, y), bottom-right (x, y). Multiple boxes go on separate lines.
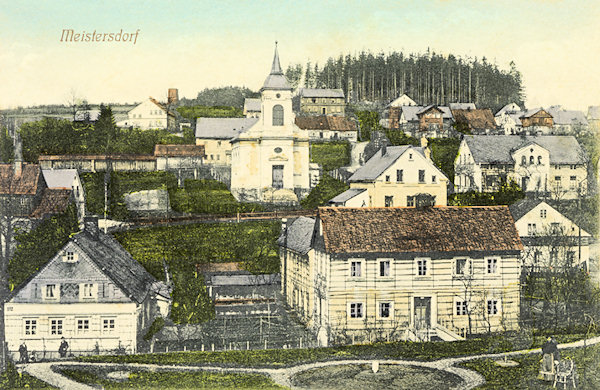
top-left (195, 117), bottom-right (258, 165)
top-left (279, 207), bottom-right (523, 346)
top-left (299, 88), bottom-right (346, 116)
top-left (330, 143), bottom-right (448, 207)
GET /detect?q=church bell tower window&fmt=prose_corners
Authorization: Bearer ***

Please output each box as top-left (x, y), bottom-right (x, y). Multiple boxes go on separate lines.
top-left (273, 104), bottom-right (284, 126)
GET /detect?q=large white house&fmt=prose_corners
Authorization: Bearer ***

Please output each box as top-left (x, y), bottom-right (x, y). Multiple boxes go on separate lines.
top-left (5, 217), bottom-right (170, 359)
top-left (454, 135), bottom-right (588, 199)
top-left (230, 45), bottom-right (315, 204)
top-left (510, 199), bottom-right (591, 270)
top-left (117, 97), bottom-right (175, 130)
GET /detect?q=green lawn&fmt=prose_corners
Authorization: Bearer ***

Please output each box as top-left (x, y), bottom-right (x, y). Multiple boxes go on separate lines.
top-left (310, 142), bottom-right (350, 171)
top-left (59, 367), bottom-right (284, 389)
top-left (0, 362), bottom-right (57, 389)
top-left (169, 179), bottom-right (263, 214)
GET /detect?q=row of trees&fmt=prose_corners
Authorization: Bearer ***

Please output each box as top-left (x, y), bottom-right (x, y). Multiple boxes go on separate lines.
top-left (286, 50), bottom-right (525, 112)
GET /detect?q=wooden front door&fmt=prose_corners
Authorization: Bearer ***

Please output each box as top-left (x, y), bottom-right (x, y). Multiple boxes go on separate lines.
top-left (272, 165), bottom-right (284, 189)
top-left (414, 297), bottom-right (431, 329)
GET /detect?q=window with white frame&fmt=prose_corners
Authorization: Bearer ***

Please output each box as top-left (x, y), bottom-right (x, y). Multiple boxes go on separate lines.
top-left (80, 283), bottom-right (97, 300)
top-left (487, 258), bottom-right (499, 274)
top-left (416, 258), bottom-right (428, 276)
top-left (50, 319), bottom-right (63, 335)
top-left (102, 318), bottom-right (116, 333)
top-left (379, 302), bottom-right (392, 318)
top-left (349, 302), bottom-right (363, 318)
top-left (43, 284), bottom-right (59, 300)
top-left (379, 260), bottom-right (391, 277)
top-left (350, 261), bottom-right (362, 277)
top-left (455, 301), bottom-right (468, 315)
top-left (454, 258), bottom-right (471, 276)
top-left (527, 223), bottom-right (537, 235)
top-left (77, 318), bottom-right (90, 333)
top-left (540, 209), bottom-right (547, 218)
top-left (24, 319), bottom-right (37, 335)
top-left (487, 299), bottom-right (500, 315)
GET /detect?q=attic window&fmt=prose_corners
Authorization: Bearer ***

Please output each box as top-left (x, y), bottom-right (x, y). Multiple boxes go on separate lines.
top-left (63, 251), bottom-right (78, 263)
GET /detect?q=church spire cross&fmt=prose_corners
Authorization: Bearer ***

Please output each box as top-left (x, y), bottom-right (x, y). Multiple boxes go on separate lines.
top-left (270, 42), bottom-right (283, 75)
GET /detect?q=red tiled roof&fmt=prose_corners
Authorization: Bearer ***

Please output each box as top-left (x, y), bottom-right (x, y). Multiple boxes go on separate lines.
top-left (295, 116), bottom-right (357, 132)
top-left (318, 206), bottom-right (523, 254)
top-left (0, 163), bottom-right (41, 195)
top-left (154, 144), bottom-right (206, 157)
top-left (451, 109), bottom-right (497, 131)
top-left (30, 188), bottom-right (71, 219)
top-left (196, 262), bottom-right (243, 273)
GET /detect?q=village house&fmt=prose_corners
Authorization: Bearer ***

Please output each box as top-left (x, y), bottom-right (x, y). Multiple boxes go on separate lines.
top-left (230, 45), bottom-right (316, 204)
top-left (42, 168), bottom-right (86, 221)
top-left (299, 88), bottom-right (346, 116)
top-left (388, 105), bottom-right (454, 138)
top-left (449, 103), bottom-right (476, 110)
top-left (294, 116), bottom-right (358, 142)
top-left (519, 108), bottom-right (554, 134)
top-left (587, 106), bottom-right (600, 134)
top-left (382, 94), bottom-right (418, 129)
top-left (451, 108), bottom-right (498, 134)
top-left (4, 217), bottom-right (171, 359)
top-left (495, 103), bottom-right (523, 135)
top-left (279, 207), bottom-right (522, 346)
top-left (195, 117), bottom-right (258, 165)
top-left (243, 98), bottom-right (261, 118)
top-left (454, 135), bottom-right (587, 199)
top-left (116, 89), bottom-right (179, 131)
top-left (509, 199), bottom-right (591, 271)
top-left (547, 106), bottom-right (588, 134)
top-left (329, 141), bottom-right (447, 207)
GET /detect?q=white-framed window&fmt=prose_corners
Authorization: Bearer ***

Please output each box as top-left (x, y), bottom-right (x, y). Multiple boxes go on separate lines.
top-left (407, 196), bottom-right (415, 207)
top-left (379, 259), bottom-right (391, 277)
top-left (418, 170), bottom-right (425, 183)
top-left (384, 196), bottom-right (394, 207)
top-left (349, 302), bottom-right (363, 319)
top-left (43, 284), bottom-right (59, 301)
top-left (385, 175), bottom-right (390, 182)
top-left (486, 257), bottom-right (499, 274)
top-left (378, 302), bottom-right (392, 318)
top-left (527, 223), bottom-right (537, 235)
top-left (350, 260), bottom-right (363, 278)
top-left (454, 258), bottom-right (472, 276)
top-left (80, 283), bottom-right (97, 300)
top-left (487, 299), bottom-right (500, 315)
top-left (416, 258), bottom-right (429, 276)
top-left (77, 318), bottom-right (90, 333)
top-left (396, 169), bottom-right (403, 182)
top-left (102, 318), bottom-right (116, 333)
top-left (24, 319), bottom-right (37, 336)
top-left (50, 319), bottom-right (63, 335)
top-left (540, 209), bottom-right (547, 218)
top-left (455, 301), bottom-right (468, 316)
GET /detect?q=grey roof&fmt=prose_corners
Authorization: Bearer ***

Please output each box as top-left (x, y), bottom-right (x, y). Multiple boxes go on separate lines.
top-left (73, 229), bottom-right (157, 304)
top-left (449, 102), bottom-right (476, 110)
top-left (403, 105), bottom-right (453, 121)
top-left (195, 117), bottom-right (258, 139)
top-left (300, 88), bottom-right (345, 98)
top-left (588, 106), bottom-right (600, 120)
top-left (495, 103), bottom-right (522, 116)
top-left (509, 198), bottom-right (543, 221)
top-left (277, 216), bottom-right (315, 255)
top-left (244, 98), bottom-right (261, 112)
top-left (547, 107), bottom-right (588, 126)
top-left (42, 169), bottom-right (78, 189)
top-left (463, 135), bottom-right (587, 165)
top-left (328, 188), bottom-right (367, 204)
top-left (348, 145), bottom-right (426, 182)
top-left (261, 45), bottom-right (292, 91)
top-left (207, 273), bottom-right (279, 286)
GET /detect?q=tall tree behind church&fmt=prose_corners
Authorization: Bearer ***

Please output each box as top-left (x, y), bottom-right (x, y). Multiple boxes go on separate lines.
top-left (290, 50), bottom-right (524, 112)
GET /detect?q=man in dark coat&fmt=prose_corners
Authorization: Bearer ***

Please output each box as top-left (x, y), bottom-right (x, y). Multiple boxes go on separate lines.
top-left (18, 342), bottom-right (28, 363)
top-left (539, 336), bottom-right (560, 380)
top-left (59, 337), bottom-right (69, 358)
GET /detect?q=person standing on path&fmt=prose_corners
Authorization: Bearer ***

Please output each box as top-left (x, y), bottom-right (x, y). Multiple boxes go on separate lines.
top-left (19, 342), bottom-right (28, 363)
top-left (59, 337), bottom-right (69, 358)
top-left (539, 336), bottom-right (560, 381)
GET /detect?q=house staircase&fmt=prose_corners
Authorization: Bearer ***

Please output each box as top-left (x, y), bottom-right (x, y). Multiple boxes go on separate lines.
top-left (407, 324), bottom-right (465, 342)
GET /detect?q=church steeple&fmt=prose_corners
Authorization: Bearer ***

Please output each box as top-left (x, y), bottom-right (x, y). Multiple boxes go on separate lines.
top-left (261, 42), bottom-right (291, 91)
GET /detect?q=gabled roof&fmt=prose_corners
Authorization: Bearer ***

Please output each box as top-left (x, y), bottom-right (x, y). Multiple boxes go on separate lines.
top-left (30, 188), bottom-right (71, 219)
top-left (463, 135), bottom-right (586, 165)
top-left (496, 103), bottom-right (522, 116)
top-left (195, 117), bottom-right (258, 139)
top-left (72, 228), bottom-right (157, 304)
top-left (277, 216), bottom-right (315, 255)
top-left (509, 198), bottom-right (544, 221)
top-left (261, 44), bottom-right (292, 91)
top-left (243, 98), bottom-right (261, 112)
top-left (451, 109), bottom-right (497, 131)
top-left (0, 163), bottom-right (42, 195)
top-left (348, 145), bottom-right (427, 182)
top-left (299, 88), bottom-right (345, 98)
top-left (295, 116), bottom-right (357, 132)
top-left (317, 206), bottom-right (523, 254)
top-left (546, 107), bottom-right (588, 126)
top-left (387, 94), bottom-right (417, 107)
top-left (328, 188), bottom-right (367, 204)
top-left (153, 144), bottom-right (205, 157)
top-left (407, 105), bottom-right (453, 120)
top-left (42, 169), bottom-right (78, 189)
top-left (588, 106), bottom-right (600, 120)
top-left (520, 108), bottom-right (552, 119)
top-left (449, 102), bottom-right (476, 110)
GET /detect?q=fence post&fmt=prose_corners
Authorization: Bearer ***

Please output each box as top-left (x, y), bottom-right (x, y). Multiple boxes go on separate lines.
top-left (183, 345), bottom-right (186, 352)
top-left (264, 339), bottom-right (267, 350)
top-left (211, 343), bottom-right (214, 351)
top-left (229, 342), bottom-right (231, 350)
top-left (201, 344), bottom-right (204, 352)
top-left (300, 337), bottom-right (302, 349)
top-left (166, 346), bottom-right (169, 353)
top-left (247, 341), bottom-right (250, 350)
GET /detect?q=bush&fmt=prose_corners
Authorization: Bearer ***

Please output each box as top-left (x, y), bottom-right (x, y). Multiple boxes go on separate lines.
top-left (311, 141), bottom-right (350, 171)
top-left (144, 317), bottom-right (166, 341)
top-left (449, 181), bottom-right (524, 206)
top-left (428, 137), bottom-right (460, 181)
top-left (301, 174), bottom-right (349, 209)
top-left (80, 172), bottom-right (106, 215)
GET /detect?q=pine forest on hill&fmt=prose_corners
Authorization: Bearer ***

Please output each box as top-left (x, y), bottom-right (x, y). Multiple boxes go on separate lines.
top-left (285, 50), bottom-right (525, 112)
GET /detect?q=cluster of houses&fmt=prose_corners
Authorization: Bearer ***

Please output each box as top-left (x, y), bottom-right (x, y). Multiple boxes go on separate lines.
top-left (2, 44), bottom-right (598, 357)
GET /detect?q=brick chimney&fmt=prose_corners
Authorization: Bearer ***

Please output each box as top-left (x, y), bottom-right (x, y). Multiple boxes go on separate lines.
top-left (13, 132), bottom-right (23, 177)
top-left (83, 216), bottom-right (100, 238)
top-left (168, 88), bottom-right (179, 105)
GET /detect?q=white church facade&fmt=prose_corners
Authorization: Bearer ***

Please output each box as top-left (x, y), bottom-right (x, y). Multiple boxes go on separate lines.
top-left (230, 45), bottom-right (317, 204)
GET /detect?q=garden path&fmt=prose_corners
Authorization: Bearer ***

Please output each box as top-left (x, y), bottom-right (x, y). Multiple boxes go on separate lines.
top-left (18, 335), bottom-right (600, 390)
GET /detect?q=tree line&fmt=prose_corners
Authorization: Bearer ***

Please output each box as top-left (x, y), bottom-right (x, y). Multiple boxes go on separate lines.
top-left (285, 50), bottom-right (525, 112)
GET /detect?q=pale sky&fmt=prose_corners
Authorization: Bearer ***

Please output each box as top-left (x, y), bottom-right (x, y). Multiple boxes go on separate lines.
top-left (1, 0), bottom-right (598, 111)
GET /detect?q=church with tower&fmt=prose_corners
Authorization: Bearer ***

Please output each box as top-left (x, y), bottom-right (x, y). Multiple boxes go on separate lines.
top-left (230, 44), bottom-right (317, 204)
